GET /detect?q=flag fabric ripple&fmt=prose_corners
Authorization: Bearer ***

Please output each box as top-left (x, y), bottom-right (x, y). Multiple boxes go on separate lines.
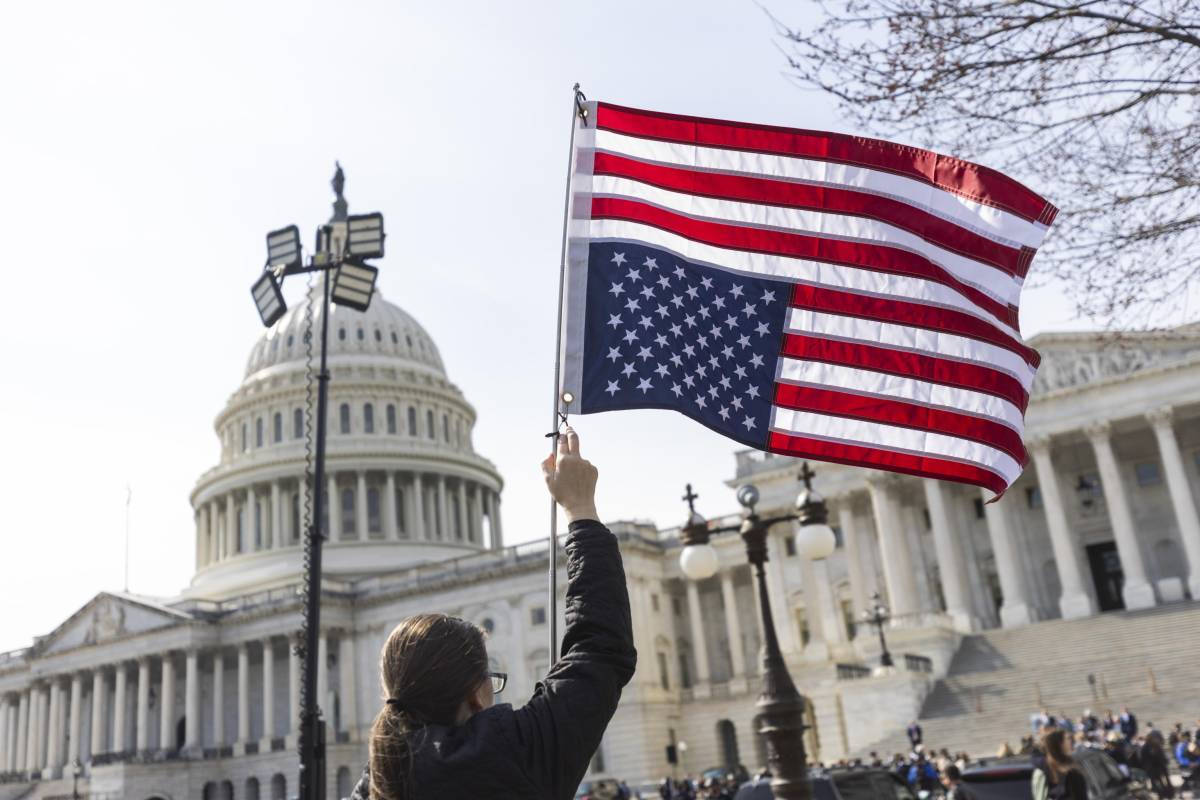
top-left (559, 101), bottom-right (1057, 495)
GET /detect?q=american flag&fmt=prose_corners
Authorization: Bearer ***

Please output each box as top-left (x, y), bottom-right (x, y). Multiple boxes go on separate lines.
top-left (558, 102), bottom-right (1056, 495)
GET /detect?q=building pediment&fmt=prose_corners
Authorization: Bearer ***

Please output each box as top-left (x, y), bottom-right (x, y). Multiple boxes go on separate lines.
top-left (34, 592), bottom-right (191, 657)
top-left (1029, 329), bottom-right (1200, 398)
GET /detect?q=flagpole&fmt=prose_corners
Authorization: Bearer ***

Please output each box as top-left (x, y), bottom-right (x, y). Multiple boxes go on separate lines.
top-left (547, 83), bottom-right (587, 664)
top-left (124, 485), bottom-right (132, 593)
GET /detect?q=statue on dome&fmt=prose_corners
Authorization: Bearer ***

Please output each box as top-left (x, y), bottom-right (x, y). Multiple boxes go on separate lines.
top-left (331, 161), bottom-right (348, 221)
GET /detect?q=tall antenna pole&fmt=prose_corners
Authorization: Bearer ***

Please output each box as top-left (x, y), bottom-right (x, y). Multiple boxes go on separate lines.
top-left (124, 485), bottom-right (132, 592)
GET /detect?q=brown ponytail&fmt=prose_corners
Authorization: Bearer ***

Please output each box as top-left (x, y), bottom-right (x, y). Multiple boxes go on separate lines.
top-left (369, 614), bottom-right (489, 800)
top-left (1041, 728), bottom-right (1075, 782)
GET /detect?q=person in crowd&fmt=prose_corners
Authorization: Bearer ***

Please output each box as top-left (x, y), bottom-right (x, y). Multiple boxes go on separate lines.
top-left (1031, 729), bottom-right (1087, 800)
top-left (349, 428), bottom-right (635, 800)
top-left (1141, 731), bottom-right (1175, 799)
top-left (1119, 706), bottom-right (1138, 741)
top-left (997, 742), bottom-right (1014, 758)
top-left (1103, 731), bottom-right (1129, 774)
top-left (1082, 709), bottom-right (1099, 734)
top-left (1058, 713), bottom-right (1075, 734)
top-left (1103, 709), bottom-right (1117, 732)
top-left (942, 764), bottom-right (977, 800)
top-left (1031, 709), bottom-right (1052, 735)
top-left (659, 777), bottom-right (673, 800)
top-left (869, 751), bottom-right (883, 768)
top-left (1177, 731), bottom-right (1199, 790)
top-left (908, 752), bottom-right (940, 794)
top-left (936, 748), bottom-right (953, 773)
top-left (908, 719), bottom-right (924, 750)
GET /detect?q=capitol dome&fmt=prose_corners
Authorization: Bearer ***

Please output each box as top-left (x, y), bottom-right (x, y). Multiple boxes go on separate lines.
top-left (187, 229), bottom-right (503, 601)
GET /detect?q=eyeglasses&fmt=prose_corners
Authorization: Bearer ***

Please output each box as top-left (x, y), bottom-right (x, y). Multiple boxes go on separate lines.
top-left (489, 671), bottom-right (507, 694)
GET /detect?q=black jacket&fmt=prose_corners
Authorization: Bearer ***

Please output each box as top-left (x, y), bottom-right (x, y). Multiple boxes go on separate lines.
top-left (351, 519), bottom-right (637, 799)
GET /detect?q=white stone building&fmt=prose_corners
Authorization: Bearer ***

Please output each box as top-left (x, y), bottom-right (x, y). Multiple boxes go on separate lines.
top-left (2, 245), bottom-right (1199, 798)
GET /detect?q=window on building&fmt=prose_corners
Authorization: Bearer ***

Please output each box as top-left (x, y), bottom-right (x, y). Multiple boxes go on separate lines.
top-left (241, 423), bottom-right (248, 452)
top-left (391, 331), bottom-right (398, 344)
top-left (530, 606), bottom-right (547, 626)
top-left (443, 414), bottom-right (451, 442)
top-left (356, 328), bottom-right (364, 341)
top-left (374, 329), bottom-right (382, 342)
top-left (657, 652), bottom-right (671, 690)
top-left (841, 599), bottom-right (856, 639)
top-left (651, 593), bottom-right (660, 612)
top-left (291, 493), bottom-right (301, 542)
top-left (273, 412), bottom-right (283, 443)
top-left (407, 406), bottom-right (418, 436)
top-left (678, 653), bottom-right (692, 689)
top-left (367, 488), bottom-right (382, 534)
top-left (386, 404), bottom-right (397, 434)
top-left (1134, 462), bottom-right (1162, 486)
top-left (236, 506), bottom-right (245, 552)
top-left (395, 485), bottom-right (407, 538)
top-left (672, 596), bottom-right (682, 616)
top-left (784, 536), bottom-right (797, 557)
top-left (338, 327), bottom-right (346, 341)
top-left (426, 410), bottom-right (435, 439)
top-left (341, 488), bottom-right (356, 535)
top-left (339, 403), bottom-right (351, 434)
top-left (255, 417), bottom-right (264, 448)
top-left (254, 499), bottom-right (263, 549)
top-left (796, 608), bottom-right (810, 646)
top-left (973, 498), bottom-right (985, 519)
top-left (1026, 486), bottom-right (1043, 510)
top-left (364, 403), bottom-right (375, 434)
top-left (293, 408), bottom-right (304, 440)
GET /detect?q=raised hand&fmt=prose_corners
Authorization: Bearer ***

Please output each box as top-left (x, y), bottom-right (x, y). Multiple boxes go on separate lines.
top-left (541, 426), bottom-right (599, 524)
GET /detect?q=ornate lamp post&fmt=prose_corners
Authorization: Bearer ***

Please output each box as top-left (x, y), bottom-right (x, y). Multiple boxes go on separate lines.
top-left (676, 463), bottom-right (836, 800)
top-left (861, 592), bottom-right (894, 669)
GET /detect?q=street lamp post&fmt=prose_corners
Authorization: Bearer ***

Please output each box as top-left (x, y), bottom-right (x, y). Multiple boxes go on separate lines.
top-left (71, 759), bottom-right (82, 800)
top-left (676, 463), bottom-right (836, 800)
top-left (861, 593), bottom-right (894, 669)
top-left (249, 165), bottom-right (385, 800)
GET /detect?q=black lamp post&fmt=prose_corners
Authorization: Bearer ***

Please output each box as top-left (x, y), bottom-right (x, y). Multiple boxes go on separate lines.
top-left (71, 759), bottom-right (82, 800)
top-left (676, 464), bottom-right (835, 800)
top-left (861, 592), bottom-right (894, 669)
top-left (249, 164), bottom-right (385, 800)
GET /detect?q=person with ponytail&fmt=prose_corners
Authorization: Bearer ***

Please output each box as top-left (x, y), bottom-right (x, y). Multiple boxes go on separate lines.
top-left (1031, 728), bottom-right (1088, 800)
top-left (351, 426), bottom-right (636, 800)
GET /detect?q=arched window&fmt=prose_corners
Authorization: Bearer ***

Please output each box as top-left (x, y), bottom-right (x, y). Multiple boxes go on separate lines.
top-left (271, 773), bottom-right (287, 800)
top-left (407, 406), bottom-right (417, 435)
top-left (338, 327), bottom-right (346, 341)
top-left (293, 408), bottom-right (304, 439)
top-left (273, 412), bottom-right (283, 443)
top-left (255, 417), bottom-right (264, 447)
top-left (443, 413), bottom-right (450, 442)
top-left (363, 403), bottom-right (375, 434)
top-left (341, 488), bottom-right (356, 536)
top-left (245, 776), bottom-right (260, 800)
top-left (367, 487), bottom-right (382, 535)
top-left (202, 782), bottom-right (217, 800)
top-left (391, 331), bottom-right (398, 344)
top-left (426, 409), bottom-right (435, 439)
top-left (374, 329), bottom-right (382, 342)
top-left (339, 403), bottom-right (351, 434)
top-left (357, 328), bottom-right (365, 341)
top-left (241, 423), bottom-right (248, 452)
top-left (386, 404), bottom-right (397, 434)
top-left (717, 719), bottom-right (740, 769)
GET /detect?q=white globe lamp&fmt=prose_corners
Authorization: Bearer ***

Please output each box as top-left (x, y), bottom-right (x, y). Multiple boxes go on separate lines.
top-left (680, 541), bottom-right (719, 581)
top-left (794, 462), bottom-right (836, 560)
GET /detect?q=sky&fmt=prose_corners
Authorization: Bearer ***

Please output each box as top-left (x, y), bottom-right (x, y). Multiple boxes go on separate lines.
top-left (0, 0), bottom-right (1092, 653)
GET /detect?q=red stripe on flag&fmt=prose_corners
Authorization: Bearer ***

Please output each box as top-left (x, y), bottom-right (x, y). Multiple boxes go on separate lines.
top-left (593, 150), bottom-right (1024, 275)
top-left (781, 333), bottom-right (1029, 412)
top-left (595, 102), bottom-right (1057, 227)
top-left (773, 383), bottom-right (1027, 465)
top-left (788, 283), bottom-right (1040, 368)
top-left (766, 431), bottom-right (1008, 495)
top-left (589, 196), bottom-right (1020, 329)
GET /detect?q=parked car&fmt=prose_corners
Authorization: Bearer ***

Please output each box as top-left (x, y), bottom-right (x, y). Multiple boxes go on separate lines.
top-left (961, 751), bottom-right (1141, 800)
top-left (733, 768), bottom-right (918, 800)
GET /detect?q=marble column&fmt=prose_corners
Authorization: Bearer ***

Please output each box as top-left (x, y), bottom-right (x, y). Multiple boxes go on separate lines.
top-left (1029, 436), bottom-right (1095, 619)
top-left (66, 674), bottom-right (83, 764)
top-left (212, 651), bottom-right (225, 747)
top-left (184, 651), bottom-right (199, 750)
top-left (338, 634), bottom-right (358, 737)
top-left (835, 505), bottom-right (869, 624)
top-left (135, 659), bottom-right (150, 752)
top-left (719, 571), bottom-right (747, 678)
top-left (866, 477), bottom-right (920, 620)
top-left (923, 480), bottom-right (976, 631)
top-left (236, 644), bottom-right (250, 747)
top-left (112, 662), bottom-right (127, 754)
top-left (0, 696), bottom-right (9, 771)
top-left (90, 668), bottom-right (107, 758)
top-left (271, 481), bottom-right (284, 549)
top-left (288, 638), bottom-right (300, 741)
top-left (356, 472), bottom-right (369, 539)
top-left (226, 493), bottom-right (238, 555)
top-left (436, 476), bottom-right (448, 540)
top-left (198, 506), bottom-right (210, 568)
top-left (471, 486), bottom-right (484, 545)
top-left (261, 640), bottom-right (275, 745)
top-left (316, 634), bottom-right (329, 713)
top-left (384, 472), bottom-right (399, 540)
top-left (981, 488), bottom-right (1036, 627)
top-left (25, 685), bottom-right (42, 773)
top-left (491, 491), bottom-right (504, 548)
top-left (1148, 407), bottom-right (1200, 598)
top-left (411, 474), bottom-right (426, 540)
top-left (811, 556), bottom-right (847, 644)
top-left (45, 679), bottom-right (61, 775)
top-left (15, 690), bottom-right (29, 772)
top-left (328, 474), bottom-right (341, 541)
top-left (208, 501), bottom-right (221, 562)
top-left (160, 654), bottom-right (176, 752)
top-left (685, 581), bottom-right (711, 685)
top-left (765, 530), bottom-right (801, 652)
top-left (456, 481), bottom-right (468, 541)
top-left (1087, 422), bottom-right (1156, 609)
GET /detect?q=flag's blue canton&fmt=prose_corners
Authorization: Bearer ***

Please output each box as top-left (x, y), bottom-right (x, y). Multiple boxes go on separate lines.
top-left (580, 243), bottom-right (789, 448)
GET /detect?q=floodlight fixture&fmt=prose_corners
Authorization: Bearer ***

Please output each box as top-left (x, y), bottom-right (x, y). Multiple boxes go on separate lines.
top-left (331, 260), bottom-right (378, 311)
top-left (345, 212), bottom-right (385, 259)
top-left (266, 225), bottom-right (303, 272)
top-left (251, 271), bottom-right (287, 327)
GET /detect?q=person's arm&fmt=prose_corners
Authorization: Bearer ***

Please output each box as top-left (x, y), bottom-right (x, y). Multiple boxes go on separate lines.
top-left (506, 428), bottom-right (638, 800)
top-left (1031, 768), bottom-right (1048, 800)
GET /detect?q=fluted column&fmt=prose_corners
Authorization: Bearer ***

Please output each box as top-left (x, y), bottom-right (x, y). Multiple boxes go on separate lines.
top-left (685, 580), bottom-right (711, 685)
top-left (836, 503), bottom-right (870, 619)
top-left (327, 473), bottom-right (341, 541)
top-left (470, 485), bottom-right (484, 545)
top-left (491, 491), bottom-right (504, 548)
top-left (236, 644), bottom-right (250, 748)
top-left (338, 633), bottom-right (358, 737)
top-left (720, 571), bottom-right (747, 678)
top-left (90, 668), bottom-right (107, 759)
top-left (225, 493), bottom-right (238, 555)
top-left (923, 480), bottom-right (976, 631)
top-left (866, 477), bottom-right (920, 620)
top-left (25, 685), bottom-right (42, 773)
top-left (271, 481), bottom-right (284, 549)
top-left (1029, 436), bottom-right (1095, 618)
top-left (159, 653), bottom-right (176, 752)
top-left (1148, 407), bottom-right (1200, 598)
top-left (135, 659), bottom-right (150, 752)
top-left (44, 679), bottom-right (61, 775)
top-left (981, 488), bottom-right (1036, 627)
top-left (356, 471), bottom-right (369, 539)
top-left (436, 476), bottom-right (448, 540)
top-left (184, 651), bottom-right (199, 750)
top-left (261, 639), bottom-right (275, 746)
top-left (811, 556), bottom-right (847, 645)
top-left (15, 690), bottom-right (29, 772)
top-left (208, 501), bottom-right (221, 562)
top-left (384, 472), bottom-right (399, 540)
top-left (113, 662), bottom-right (127, 753)
top-left (288, 637), bottom-right (300, 742)
top-left (0, 696), bottom-right (9, 772)
top-left (1087, 421), bottom-right (1156, 609)
top-left (411, 473), bottom-right (426, 540)
top-left (212, 650), bottom-right (225, 747)
top-left (456, 481), bottom-right (468, 541)
top-left (66, 674), bottom-right (83, 765)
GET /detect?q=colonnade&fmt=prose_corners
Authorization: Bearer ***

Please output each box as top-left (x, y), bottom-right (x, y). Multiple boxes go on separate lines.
top-left (195, 470), bottom-right (503, 568)
top-left (0, 631), bottom-right (359, 779)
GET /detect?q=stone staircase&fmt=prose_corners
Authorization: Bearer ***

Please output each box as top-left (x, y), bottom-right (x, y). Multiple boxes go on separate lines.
top-left (857, 600), bottom-right (1200, 759)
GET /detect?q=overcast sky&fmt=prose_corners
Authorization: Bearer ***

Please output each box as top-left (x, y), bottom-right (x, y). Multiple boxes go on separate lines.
top-left (0, 0), bottom-right (1092, 653)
